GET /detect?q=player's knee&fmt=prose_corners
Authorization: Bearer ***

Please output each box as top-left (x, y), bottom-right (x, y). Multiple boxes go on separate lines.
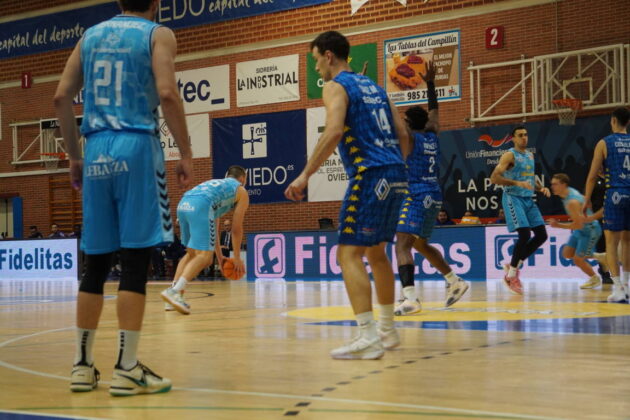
top-left (533, 226), bottom-right (548, 243)
top-left (563, 246), bottom-right (574, 259)
top-left (118, 247), bottom-right (152, 295)
top-left (79, 253), bottom-right (113, 295)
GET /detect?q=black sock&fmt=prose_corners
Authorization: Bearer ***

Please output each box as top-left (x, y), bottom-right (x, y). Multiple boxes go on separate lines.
top-left (398, 264), bottom-right (415, 288)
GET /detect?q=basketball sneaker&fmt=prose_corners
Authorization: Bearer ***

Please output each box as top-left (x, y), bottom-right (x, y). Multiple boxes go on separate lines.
top-left (109, 362), bottom-right (172, 396)
top-left (70, 363), bottom-right (99, 392)
top-left (160, 287), bottom-right (190, 315)
top-left (503, 274), bottom-right (523, 295)
top-left (445, 277), bottom-right (469, 307)
top-left (330, 335), bottom-right (384, 360)
top-left (607, 284), bottom-right (629, 303)
top-left (394, 298), bottom-right (422, 316)
top-left (580, 275), bottom-right (601, 289)
top-left (164, 302), bottom-right (175, 311)
top-left (377, 327), bottom-right (400, 350)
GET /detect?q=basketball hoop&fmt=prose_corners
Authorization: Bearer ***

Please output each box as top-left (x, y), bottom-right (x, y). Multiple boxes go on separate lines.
top-left (40, 152), bottom-right (66, 171)
top-left (552, 98), bottom-right (582, 126)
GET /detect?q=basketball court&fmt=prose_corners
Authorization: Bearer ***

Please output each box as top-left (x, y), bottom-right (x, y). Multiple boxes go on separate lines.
top-left (2, 278), bottom-right (630, 419)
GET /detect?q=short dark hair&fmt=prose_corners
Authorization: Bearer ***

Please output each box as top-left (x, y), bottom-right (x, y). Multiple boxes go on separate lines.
top-left (405, 106), bottom-right (429, 131)
top-left (227, 165), bottom-right (246, 179)
top-left (511, 125), bottom-right (526, 137)
top-left (552, 173), bottom-right (570, 185)
top-left (612, 107), bottom-right (630, 127)
top-left (118, 0), bottom-right (153, 12)
top-left (310, 31), bottom-right (350, 60)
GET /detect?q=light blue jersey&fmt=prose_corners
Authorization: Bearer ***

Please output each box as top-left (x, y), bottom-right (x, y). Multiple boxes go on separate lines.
top-left (81, 15), bottom-right (160, 136)
top-left (561, 187), bottom-right (594, 224)
top-left (504, 148), bottom-right (535, 197)
top-left (184, 178), bottom-right (241, 219)
top-left (562, 188), bottom-right (601, 257)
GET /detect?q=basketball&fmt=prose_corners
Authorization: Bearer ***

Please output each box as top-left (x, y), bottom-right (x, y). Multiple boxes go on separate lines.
top-left (221, 258), bottom-right (243, 280)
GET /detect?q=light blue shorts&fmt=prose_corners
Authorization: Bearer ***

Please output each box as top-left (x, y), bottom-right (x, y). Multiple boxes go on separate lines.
top-left (566, 222), bottom-right (602, 257)
top-left (81, 131), bottom-right (173, 254)
top-left (502, 193), bottom-right (545, 233)
top-left (177, 195), bottom-right (215, 251)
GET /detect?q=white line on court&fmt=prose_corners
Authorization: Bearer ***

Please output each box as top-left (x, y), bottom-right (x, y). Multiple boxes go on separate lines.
top-left (0, 327), bottom-right (568, 420)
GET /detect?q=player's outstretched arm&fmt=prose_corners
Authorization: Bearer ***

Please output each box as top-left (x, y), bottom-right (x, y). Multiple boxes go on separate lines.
top-left (53, 42), bottom-right (84, 190)
top-left (152, 26), bottom-right (193, 187)
top-left (421, 61), bottom-right (439, 134)
top-left (285, 81), bottom-right (347, 201)
top-left (535, 178), bottom-right (551, 198)
top-left (583, 140), bottom-right (606, 212)
top-left (551, 200), bottom-right (584, 230)
top-left (230, 187), bottom-right (250, 276)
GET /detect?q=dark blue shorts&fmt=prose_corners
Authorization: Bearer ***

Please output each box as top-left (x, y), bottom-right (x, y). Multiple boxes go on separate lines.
top-left (603, 187), bottom-right (630, 231)
top-left (396, 188), bottom-right (442, 239)
top-left (338, 165), bottom-right (407, 246)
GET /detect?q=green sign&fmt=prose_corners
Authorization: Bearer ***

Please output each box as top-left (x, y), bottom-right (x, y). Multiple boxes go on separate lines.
top-left (307, 43), bottom-right (378, 99)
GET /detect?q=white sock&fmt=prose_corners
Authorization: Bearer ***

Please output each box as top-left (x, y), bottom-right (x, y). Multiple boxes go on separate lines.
top-left (612, 276), bottom-right (622, 286)
top-left (117, 330), bottom-right (140, 370)
top-left (402, 286), bottom-right (416, 301)
top-left (356, 312), bottom-right (377, 338)
top-left (74, 328), bottom-right (96, 366)
top-left (444, 271), bottom-right (458, 284)
top-left (377, 304), bottom-right (395, 331)
top-left (508, 266), bottom-right (518, 277)
top-left (172, 276), bottom-right (188, 292)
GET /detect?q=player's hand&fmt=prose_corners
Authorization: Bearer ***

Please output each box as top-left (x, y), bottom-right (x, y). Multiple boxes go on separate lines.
top-left (517, 181), bottom-right (534, 190)
top-left (582, 198), bottom-right (592, 214)
top-left (233, 257), bottom-right (245, 278)
top-left (285, 173), bottom-right (308, 201)
top-left (69, 159), bottom-right (83, 191)
top-left (176, 157), bottom-right (193, 188)
top-left (420, 60), bottom-right (436, 83)
top-left (548, 218), bottom-right (559, 228)
top-left (539, 187), bottom-right (551, 198)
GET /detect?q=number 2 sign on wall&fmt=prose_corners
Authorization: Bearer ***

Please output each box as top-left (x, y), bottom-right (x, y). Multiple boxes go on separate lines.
top-left (485, 26), bottom-right (504, 49)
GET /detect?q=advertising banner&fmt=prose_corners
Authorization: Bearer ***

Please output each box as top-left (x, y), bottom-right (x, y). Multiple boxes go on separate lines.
top-left (236, 55), bottom-right (299, 107)
top-left (307, 43), bottom-right (377, 99)
top-left (437, 114), bottom-right (610, 219)
top-left (247, 226), bottom-right (486, 280)
top-left (0, 238), bottom-right (78, 280)
top-left (212, 110), bottom-right (306, 204)
top-left (175, 65), bottom-right (230, 114)
top-left (306, 107), bottom-right (348, 202)
top-left (384, 30), bottom-right (461, 106)
top-left (159, 113), bottom-right (210, 161)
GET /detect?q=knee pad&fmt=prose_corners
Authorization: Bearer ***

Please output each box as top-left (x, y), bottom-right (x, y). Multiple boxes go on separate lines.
top-left (79, 253), bottom-right (113, 295)
top-left (118, 247), bottom-right (152, 295)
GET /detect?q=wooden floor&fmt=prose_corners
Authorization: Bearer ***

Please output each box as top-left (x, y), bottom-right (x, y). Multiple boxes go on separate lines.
top-left (1, 278), bottom-right (630, 420)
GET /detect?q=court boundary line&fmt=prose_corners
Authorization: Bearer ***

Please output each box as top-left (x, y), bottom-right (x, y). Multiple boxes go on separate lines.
top-left (0, 326), bottom-right (567, 420)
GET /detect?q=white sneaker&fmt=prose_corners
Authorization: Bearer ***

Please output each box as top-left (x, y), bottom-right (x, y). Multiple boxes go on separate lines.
top-left (70, 364), bottom-right (99, 392)
top-left (607, 285), bottom-right (628, 303)
top-left (160, 287), bottom-right (190, 315)
top-left (109, 362), bottom-right (172, 396)
top-left (378, 328), bottom-right (400, 350)
top-left (394, 298), bottom-right (422, 316)
top-left (164, 302), bottom-right (175, 311)
top-left (330, 335), bottom-right (384, 360)
top-left (445, 278), bottom-right (469, 307)
top-left (580, 276), bottom-right (602, 289)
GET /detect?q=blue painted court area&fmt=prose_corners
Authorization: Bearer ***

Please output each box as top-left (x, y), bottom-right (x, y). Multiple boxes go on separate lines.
top-left (0, 410), bottom-right (96, 420)
top-left (311, 315), bottom-right (630, 335)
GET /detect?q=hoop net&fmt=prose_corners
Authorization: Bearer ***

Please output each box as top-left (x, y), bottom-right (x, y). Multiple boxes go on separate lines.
top-left (552, 98), bottom-right (582, 126)
top-left (41, 153), bottom-right (65, 171)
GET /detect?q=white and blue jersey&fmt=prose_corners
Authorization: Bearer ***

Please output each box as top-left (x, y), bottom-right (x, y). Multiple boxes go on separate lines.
top-left (81, 15), bottom-right (161, 136)
top-left (603, 133), bottom-right (630, 231)
top-left (177, 178), bottom-right (242, 251)
top-left (333, 71), bottom-right (407, 246)
top-left (561, 187), bottom-right (601, 257)
top-left (79, 15), bottom-right (172, 254)
top-left (501, 148), bottom-right (544, 232)
top-left (397, 131), bottom-right (442, 239)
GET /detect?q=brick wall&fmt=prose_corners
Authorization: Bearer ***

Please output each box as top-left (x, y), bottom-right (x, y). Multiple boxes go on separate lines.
top-left (0, 0), bottom-right (628, 237)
